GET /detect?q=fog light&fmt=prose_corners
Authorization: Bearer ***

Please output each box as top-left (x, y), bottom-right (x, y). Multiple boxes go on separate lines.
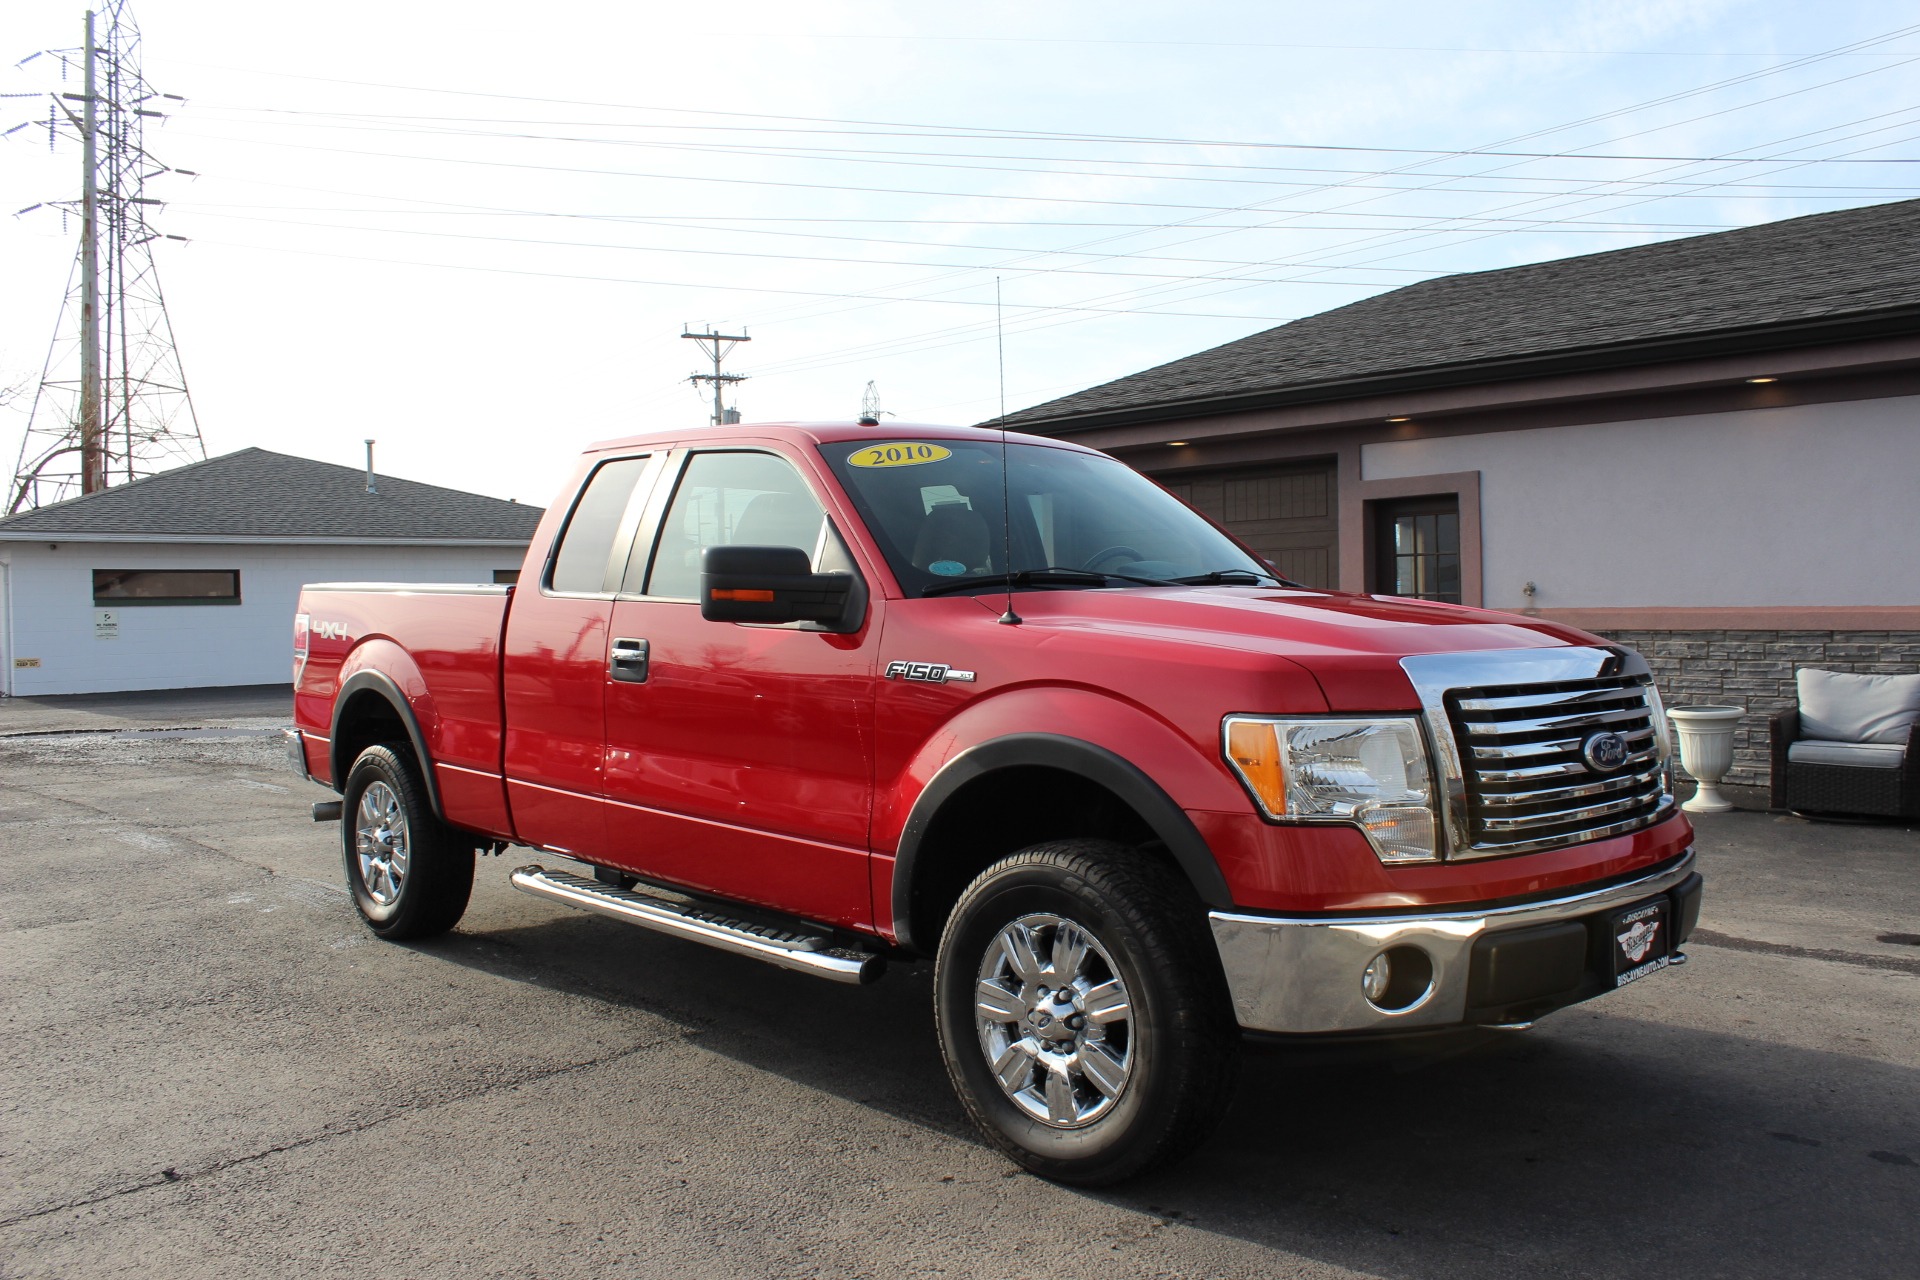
top-left (1362, 945), bottom-right (1436, 1012)
top-left (1362, 952), bottom-right (1392, 1003)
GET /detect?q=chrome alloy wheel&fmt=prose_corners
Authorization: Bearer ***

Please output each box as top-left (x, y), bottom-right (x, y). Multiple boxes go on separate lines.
top-left (973, 913), bottom-right (1134, 1128)
top-left (353, 780), bottom-right (410, 907)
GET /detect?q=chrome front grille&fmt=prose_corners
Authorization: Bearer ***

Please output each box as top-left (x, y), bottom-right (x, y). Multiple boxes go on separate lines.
top-left (1445, 674), bottom-right (1670, 855)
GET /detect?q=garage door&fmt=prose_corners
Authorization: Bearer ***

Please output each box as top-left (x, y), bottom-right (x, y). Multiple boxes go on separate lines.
top-left (1160, 462), bottom-right (1338, 589)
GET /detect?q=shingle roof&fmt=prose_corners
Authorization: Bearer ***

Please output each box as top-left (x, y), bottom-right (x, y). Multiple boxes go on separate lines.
top-left (997, 197), bottom-right (1920, 429)
top-left (0, 447), bottom-right (545, 540)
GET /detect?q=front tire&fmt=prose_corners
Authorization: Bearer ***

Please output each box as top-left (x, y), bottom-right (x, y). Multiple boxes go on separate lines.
top-left (933, 840), bottom-right (1239, 1185)
top-left (342, 744), bottom-right (475, 940)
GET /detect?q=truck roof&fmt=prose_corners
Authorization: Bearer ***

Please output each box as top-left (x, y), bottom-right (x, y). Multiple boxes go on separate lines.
top-left (585, 421), bottom-right (1104, 455)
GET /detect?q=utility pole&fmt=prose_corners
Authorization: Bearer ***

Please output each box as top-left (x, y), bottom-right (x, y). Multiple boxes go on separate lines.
top-left (78, 10), bottom-right (103, 493)
top-left (681, 327), bottom-right (750, 426)
top-left (7, 0), bottom-right (204, 514)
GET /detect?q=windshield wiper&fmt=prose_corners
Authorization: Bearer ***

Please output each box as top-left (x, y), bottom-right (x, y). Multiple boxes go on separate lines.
top-left (920, 566), bottom-right (1170, 597)
top-left (1167, 568), bottom-right (1294, 586)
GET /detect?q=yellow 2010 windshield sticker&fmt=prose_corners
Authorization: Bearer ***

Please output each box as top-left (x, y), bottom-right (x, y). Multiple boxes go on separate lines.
top-left (847, 442), bottom-right (952, 468)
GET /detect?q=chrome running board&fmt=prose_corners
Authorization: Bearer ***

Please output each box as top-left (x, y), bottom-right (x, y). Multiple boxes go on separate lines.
top-left (509, 865), bottom-right (885, 985)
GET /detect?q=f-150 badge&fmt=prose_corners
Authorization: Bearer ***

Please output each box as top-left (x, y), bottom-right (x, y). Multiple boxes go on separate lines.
top-left (885, 660), bottom-right (976, 684)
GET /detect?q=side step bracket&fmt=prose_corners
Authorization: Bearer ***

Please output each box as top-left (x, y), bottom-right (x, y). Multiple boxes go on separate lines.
top-left (509, 865), bottom-right (885, 985)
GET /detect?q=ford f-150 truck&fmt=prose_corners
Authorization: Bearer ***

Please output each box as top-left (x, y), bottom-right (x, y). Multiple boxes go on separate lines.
top-left (289, 421), bottom-right (1701, 1185)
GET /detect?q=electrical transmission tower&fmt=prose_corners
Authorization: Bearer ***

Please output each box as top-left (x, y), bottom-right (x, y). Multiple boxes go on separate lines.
top-left (681, 327), bottom-right (750, 426)
top-left (7, 1), bottom-right (204, 514)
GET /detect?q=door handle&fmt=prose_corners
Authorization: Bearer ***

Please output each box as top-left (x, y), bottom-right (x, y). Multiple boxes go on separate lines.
top-left (609, 637), bottom-right (649, 683)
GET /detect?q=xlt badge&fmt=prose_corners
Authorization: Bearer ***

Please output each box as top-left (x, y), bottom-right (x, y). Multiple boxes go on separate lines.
top-left (885, 660), bottom-right (976, 684)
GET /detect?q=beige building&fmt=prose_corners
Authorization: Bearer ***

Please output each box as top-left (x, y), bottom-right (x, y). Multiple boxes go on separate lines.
top-left (994, 199), bottom-right (1920, 789)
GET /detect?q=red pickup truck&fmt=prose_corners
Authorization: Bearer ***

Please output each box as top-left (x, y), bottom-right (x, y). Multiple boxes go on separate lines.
top-left (289, 421), bottom-right (1700, 1184)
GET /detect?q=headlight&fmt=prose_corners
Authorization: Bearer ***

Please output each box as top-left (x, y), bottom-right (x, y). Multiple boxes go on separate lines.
top-left (1223, 716), bottom-right (1439, 863)
top-left (1642, 680), bottom-right (1675, 796)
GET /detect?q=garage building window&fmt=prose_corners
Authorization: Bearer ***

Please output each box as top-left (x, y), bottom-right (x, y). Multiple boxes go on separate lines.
top-left (92, 569), bottom-right (241, 605)
top-left (1373, 497), bottom-right (1461, 603)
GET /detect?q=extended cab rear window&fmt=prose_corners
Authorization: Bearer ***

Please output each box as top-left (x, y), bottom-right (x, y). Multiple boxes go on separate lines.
top-left (548, 456), bottom-right (650, 594)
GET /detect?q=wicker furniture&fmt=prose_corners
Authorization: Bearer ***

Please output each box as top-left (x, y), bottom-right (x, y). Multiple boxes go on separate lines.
top-left (1770, 669), bottom-right (1920, 818)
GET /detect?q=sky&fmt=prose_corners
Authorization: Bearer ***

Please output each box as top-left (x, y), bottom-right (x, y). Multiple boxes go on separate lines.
top-left (3, 1), bottom-right (1918, 509)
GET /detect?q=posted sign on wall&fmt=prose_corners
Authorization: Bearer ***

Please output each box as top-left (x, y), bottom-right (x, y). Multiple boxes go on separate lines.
top-left (94, 608), bottom-right (120, 641)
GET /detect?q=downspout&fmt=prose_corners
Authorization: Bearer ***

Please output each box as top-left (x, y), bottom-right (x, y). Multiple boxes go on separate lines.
top-left (0, 558), bottom-right (12, 698)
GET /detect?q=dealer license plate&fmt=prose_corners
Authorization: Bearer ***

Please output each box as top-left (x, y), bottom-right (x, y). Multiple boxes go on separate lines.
top-left (1611, 897), bottom-right (1671, 988)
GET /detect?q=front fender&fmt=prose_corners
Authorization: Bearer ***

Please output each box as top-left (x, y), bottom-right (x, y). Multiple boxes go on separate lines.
top-left (880, 686), bottom-right (1253, 950)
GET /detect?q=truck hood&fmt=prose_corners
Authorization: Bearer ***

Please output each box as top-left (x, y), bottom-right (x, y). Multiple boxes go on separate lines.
top-left (1004, 587), bottom-right (1604, 711)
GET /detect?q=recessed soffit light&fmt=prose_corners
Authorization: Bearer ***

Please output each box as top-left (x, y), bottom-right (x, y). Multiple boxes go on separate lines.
top-left (1746, 376), bottom-right (1778, 384)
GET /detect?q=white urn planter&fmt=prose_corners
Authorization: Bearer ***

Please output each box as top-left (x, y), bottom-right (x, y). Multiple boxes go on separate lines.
top-left (1668, 705), bottom-right (1747, 814)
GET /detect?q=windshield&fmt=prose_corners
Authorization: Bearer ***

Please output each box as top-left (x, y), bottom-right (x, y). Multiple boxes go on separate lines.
top-left (819, 438), bottom-right (1275, 597)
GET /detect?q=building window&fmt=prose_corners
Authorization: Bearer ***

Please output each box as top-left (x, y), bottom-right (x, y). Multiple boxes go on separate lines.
top-left (92, 569), bottom-right (241, 605)
top-left (492, 569), bottom-right (521, 585)
top-left (1375, 497), bottom-right (1460, 603)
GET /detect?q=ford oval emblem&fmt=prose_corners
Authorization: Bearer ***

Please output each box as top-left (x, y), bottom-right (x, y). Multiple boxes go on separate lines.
top-left (1582, 731), bottom-right (1631, 773)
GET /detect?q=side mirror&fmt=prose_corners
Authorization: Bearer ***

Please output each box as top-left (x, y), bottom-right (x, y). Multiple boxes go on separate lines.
top-left (700, 545), bottom-right (857, 630)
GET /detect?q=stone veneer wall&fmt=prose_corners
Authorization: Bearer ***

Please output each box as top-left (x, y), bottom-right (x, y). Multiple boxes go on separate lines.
top-left (1600, 630), bottom-right (1920, 791)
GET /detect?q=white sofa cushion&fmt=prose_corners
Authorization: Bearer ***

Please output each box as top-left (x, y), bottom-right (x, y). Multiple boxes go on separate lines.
top-left (1796, 669), bottom-right (1920, 745)
top-left (1788, 739), bottom-right (1907, 769)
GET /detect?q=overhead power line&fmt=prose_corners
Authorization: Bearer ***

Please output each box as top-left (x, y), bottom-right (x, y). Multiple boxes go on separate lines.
top-left (729, 22), bottom-right (1920, 379)
top-left (709, 19), bottom-right (1920, 344)
top-left (183, 237), bottom-right (1302, 322)
top-left (47, 19), bottom-right (1917, 428)
top-left (160, 129), bottom-right (1774, 225)
top-left (188, 100), bottom-right (1920, 165)
top-left (175, 209), bottom-right (1742, 289)
top-left (173, 107), bottom-right (1920, 197)
top-left (655, 31), bottom-right (1920, 58)
top-left (149, 25), bottom-right (1920, 158)
top-left (859, 29), bottom-right (1920, 342)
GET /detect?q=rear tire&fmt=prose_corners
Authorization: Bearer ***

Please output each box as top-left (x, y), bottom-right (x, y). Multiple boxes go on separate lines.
top-left (342, 744), bottom-right (475, 940)
top-left (933, 839), bottom-right (1239, 1185)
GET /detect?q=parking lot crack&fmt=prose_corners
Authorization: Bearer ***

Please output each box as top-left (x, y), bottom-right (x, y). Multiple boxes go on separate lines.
top-left (1, 770), bottom-right (294, 881)
top-left (1690, 929), bottom-right (1920, 976)
top-left (0, 1034), bottom-right (676, 1231)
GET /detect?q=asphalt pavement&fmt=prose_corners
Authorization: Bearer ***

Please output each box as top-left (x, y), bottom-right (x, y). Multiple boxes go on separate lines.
top-left (1, 688), bottom-right (1915, 1279)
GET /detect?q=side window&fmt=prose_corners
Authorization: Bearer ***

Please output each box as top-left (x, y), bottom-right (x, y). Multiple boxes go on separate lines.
top-left (548, 456), bottom-right (649, 595)
top-left (638, 452), bottom-right (837, 600)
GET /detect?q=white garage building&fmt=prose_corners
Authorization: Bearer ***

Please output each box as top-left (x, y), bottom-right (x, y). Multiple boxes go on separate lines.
top-left (0, 447), bottom-right (542, 697)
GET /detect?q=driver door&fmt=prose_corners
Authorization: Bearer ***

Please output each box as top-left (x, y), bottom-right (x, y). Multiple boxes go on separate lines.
top-left (598, 447), bottom-right (880, 930)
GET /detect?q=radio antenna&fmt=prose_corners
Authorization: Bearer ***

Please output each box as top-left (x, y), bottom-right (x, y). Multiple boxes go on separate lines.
top-left (995, 276), bottom-right (1020, 626)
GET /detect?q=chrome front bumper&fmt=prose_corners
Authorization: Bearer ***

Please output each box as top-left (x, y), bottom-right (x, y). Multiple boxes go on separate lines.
top-left (1209, 849), bottom-right (1697, 1035)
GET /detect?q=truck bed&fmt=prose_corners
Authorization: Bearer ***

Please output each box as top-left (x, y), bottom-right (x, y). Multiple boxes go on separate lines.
top-left (293, 582), bottom-right (515, 839)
